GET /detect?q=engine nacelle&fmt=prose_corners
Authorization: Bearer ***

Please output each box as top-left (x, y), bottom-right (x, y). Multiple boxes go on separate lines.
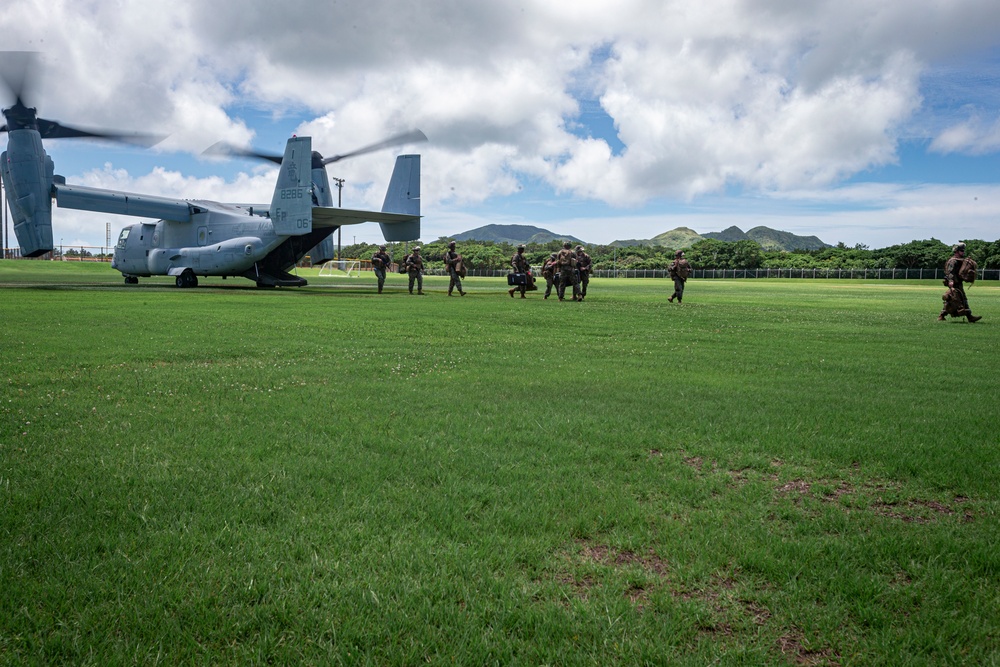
top-left (1, 130), bottom-right (55, 257)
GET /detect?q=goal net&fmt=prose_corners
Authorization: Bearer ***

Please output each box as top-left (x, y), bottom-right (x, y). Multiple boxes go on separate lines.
top-left (318, 260), bottom-right (361, 278)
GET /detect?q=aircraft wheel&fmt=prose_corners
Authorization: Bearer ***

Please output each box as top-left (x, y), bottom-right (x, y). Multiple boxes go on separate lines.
top-left (177, 269), bottom-right (198, 288)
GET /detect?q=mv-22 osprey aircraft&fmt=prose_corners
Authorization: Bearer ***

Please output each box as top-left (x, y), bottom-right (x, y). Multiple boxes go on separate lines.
top-left (0, 52), bottom-right (423, 288)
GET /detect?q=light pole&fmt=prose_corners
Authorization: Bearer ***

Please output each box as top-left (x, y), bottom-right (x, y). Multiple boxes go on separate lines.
top-left (333, 177), bottom-right (345, 261)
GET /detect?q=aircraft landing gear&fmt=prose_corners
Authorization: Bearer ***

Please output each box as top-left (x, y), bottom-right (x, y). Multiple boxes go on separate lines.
top-left (124, 276), bottom-right (139, 285)
top-left (175, 269), bottom-right (198, 288)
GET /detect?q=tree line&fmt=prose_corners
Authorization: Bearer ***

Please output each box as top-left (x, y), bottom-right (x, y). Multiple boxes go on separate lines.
top-left (328, 237), bottom-right (1000, 271)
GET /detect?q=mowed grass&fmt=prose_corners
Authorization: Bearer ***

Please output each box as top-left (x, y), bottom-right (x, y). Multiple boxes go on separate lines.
top-left (1, 260), bottom-right (998, 665)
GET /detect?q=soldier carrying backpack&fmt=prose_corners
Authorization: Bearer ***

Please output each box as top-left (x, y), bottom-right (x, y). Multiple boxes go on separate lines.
top-left (667, 250), bottom-right (692, 303)
top-left (938, 243), bottom-right (982, 322)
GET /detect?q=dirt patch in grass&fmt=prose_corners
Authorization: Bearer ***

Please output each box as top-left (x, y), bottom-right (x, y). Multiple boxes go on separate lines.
top-left (556, 572), bottom-right (599, 602)
top-left (576, 540), bottom-right (670, 577)
top-left (870, 497), bottom-right (970, 523)
top-left (776, 627), bottom-right (840, 666)
top-left (776, 479), bottom-right (812, 496)
top-left (767, 468), bottom-right (978, 525)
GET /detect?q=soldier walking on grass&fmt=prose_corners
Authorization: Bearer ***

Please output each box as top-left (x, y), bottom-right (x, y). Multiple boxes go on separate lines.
top-left (405, 246), bottom-right (425, 295)
top-left (575, 245), bottom-right (592, 301)
top-left (542, 252), bottom-right (558, 300)
top-left (372, 244), bottom-right (391, 294)
top-left (443, 241), bottom-right (466, 296)
top-left (508, 244), bottom-right (530, 298)
top-left (556, 241), bottom-right (580, 302)
top-left (667, 250), bottom-right (691, 303)
top-left (939, 242), bottom-right (982, 322)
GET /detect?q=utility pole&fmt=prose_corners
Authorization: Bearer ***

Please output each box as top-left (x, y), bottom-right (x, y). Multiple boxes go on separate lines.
top-left (333, 177), bottom-right (345, 261)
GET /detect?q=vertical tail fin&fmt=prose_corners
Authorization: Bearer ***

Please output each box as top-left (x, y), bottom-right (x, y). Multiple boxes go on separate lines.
top-left (269, 136), bottom-right (313, 236)
top-left (379, 154), bottom-right (420, 242)
top-left (2, 131), bottom-right (55, 257)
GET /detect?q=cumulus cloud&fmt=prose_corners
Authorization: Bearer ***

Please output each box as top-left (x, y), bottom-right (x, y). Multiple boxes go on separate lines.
top-left (1, 0), bottom-right (999, 247)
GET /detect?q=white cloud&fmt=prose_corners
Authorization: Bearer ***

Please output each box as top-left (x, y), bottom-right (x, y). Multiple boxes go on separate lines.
top-left (1, 0), bottom-right (999, 249)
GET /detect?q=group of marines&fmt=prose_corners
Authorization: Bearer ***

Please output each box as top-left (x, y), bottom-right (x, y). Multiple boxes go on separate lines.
top-left (371, 241), bottom-right (466, 296)
top-left (374, 241), bottom-right (983, 323)
top-left (520, 241), bottom-right (592, 302)
top-left (371, 240), bottom-right (593, 301)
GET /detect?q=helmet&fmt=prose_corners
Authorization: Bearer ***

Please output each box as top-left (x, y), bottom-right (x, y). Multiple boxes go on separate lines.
top-left (953, 243), bottom-right (966, 253)
top-left (550, 253), bottom-right (557, 259)
top-left (379, 245), bottom-right (386, 251)
top-left (517, 244), bottom-right (525, 251)
top-left (675, 250), bottom-right (684, 258)
top-left (563, 241), bottom-right (571, 249)
top-left (448, 241), bottom-right (456, 247)
top-left (575, 245), bottom-right (583, 252)
top-left (412, 246), bottom-right (421, 252)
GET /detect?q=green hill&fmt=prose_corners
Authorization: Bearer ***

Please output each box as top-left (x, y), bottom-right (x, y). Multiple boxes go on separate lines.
top-left (745, 226), bottom-right (828, 251)
top-left (451, 224), bottom-right (585, 245)
top-left (702, 226), bottom-right (749, 242)
top-left (651, 226), bottom-right (704, 248)
top-left (613, 225), bottom-right (828, 251)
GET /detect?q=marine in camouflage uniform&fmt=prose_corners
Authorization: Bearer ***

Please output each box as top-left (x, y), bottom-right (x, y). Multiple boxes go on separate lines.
top-left (555, 241), bottom-right (580, 301)
top-left (372, 245), bottom-right (391, 294)
top-left (541, 253), bottom-right (558, 300)
top-left (939, 243), bottom-right (982, 322)
top-left (443, 241), bottom-right (466, 296)
top-left (667, 250), bottom-right (691, 303)
top-left (575, 245), bottom-right (592, 301)
top-left (405, 246), bottom-right (425, 295)
top-left (508, 245), bottom-right (530, 298)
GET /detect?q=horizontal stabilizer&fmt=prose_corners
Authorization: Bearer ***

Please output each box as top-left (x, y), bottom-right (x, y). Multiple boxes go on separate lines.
top-left (312, 206), bottom-right (419, 227)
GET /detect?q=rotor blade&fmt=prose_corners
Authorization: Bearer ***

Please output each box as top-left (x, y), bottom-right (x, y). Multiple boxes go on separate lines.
top-left (35, 118), bottom-right (165, 146)
top-left (0, 51), bottom-right (39, 106)
top-left (203, 140), bottom-right (282, 164)
top-left (321, 129), bottom-right (428, 165)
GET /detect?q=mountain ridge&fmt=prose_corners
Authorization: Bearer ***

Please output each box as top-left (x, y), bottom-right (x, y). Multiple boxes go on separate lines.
top-left (447, 224), bottom-right (828, 252)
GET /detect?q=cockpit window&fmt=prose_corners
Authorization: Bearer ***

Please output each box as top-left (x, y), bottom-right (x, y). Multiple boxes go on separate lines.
top-left (117, 228), bottom-right (130, 245)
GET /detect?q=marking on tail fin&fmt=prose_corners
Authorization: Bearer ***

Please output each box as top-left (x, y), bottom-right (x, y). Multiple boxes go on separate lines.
top-left (270, 136), bottom-right (313, 236)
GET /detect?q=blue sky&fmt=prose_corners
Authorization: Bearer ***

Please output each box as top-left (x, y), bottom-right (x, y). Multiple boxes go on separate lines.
top-left (2, 0), bottom-right (998, 251)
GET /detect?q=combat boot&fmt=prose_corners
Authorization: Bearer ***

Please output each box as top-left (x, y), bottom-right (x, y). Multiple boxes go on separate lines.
top-left (520, 293), bottom-right (526, 299)
top-left (460, 290), bottom-right (466, 296)
top-left (448, 289), bottom-right (453, 296)
top-left (418, 290), bottom-right (425, 295)
top-left (968, 313), bottom-right (982, 323)
top-left (668, 295), bottom-right (675, 302)
top-left (508, 288), bottom-right (515, 298)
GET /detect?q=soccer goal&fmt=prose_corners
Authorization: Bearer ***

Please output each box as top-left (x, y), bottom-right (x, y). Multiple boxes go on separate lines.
top-left (318, 260), bottom-right (361, 278)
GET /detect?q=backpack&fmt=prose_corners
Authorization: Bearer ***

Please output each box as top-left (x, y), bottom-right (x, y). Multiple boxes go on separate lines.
top-left (942, 287), bottom-right (964, 316)
top-left (959, 258), bottom-right (977, 284)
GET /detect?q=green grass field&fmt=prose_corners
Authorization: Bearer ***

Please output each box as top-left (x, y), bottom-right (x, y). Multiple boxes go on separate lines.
top-left (1, 260), bottom-right (997, 665)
